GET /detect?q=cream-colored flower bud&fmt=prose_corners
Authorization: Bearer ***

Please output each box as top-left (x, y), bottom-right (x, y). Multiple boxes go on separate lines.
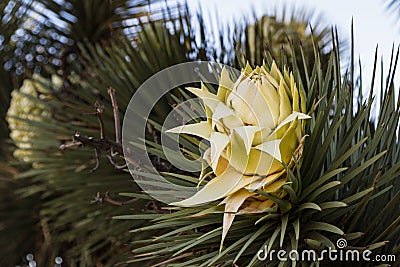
top-left (167, 62), bottom-right (310, 242)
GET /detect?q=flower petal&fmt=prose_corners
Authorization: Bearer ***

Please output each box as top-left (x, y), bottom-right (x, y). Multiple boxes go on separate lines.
top-left (217, 67), bottom-right (234, 102)
top-left (228, 78), bottom-right (275, 128)
top-left (232, 126), bottom-right (261, 155)
top-left (228, 128), bottom-right (249, 173)
top-left (165, 121), bottom-right (212, 139)
top-left (244, 148), bottom-right (283, 176)
top-left (278, 79), bottom-right (292, 124)
top-left (254, 139), bottom-right (282, 162)
top-left (186, 84), bottom-right (219, 100)
top-left (171, 167), bottom-right (246, 207)
top-left (212, 102), bottom-right (243, 130)
top-left (279, 119), bottom-right (301, 164)
top-left (275, 111), bottom-right (311, 132)
top-left (270, 61), bottom-right (283, 84)
top-left (221, 189), bottom-right (255, 245)
top-left (210, 132), bottom-right (230, 170)
top-left (260, 76), bottom-right (280, 124)
top-left (252, 126), bottom-right (273, 145)
top-left (262, 178), bottom-right (286, 192)
top-left (239, 199), bottom-right (275, 214)
top-left (186, 85), bottom-right (220, 113)
top-left (246, 170), bottom-right (286, 191)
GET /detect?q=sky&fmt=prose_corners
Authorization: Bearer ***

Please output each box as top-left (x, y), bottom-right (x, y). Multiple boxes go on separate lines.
top-left (186, 0), bottom-right (400, 92)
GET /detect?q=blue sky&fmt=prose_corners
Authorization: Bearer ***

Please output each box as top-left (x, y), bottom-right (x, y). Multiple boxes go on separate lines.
top-left (186, 0), bottom-right (400, 90)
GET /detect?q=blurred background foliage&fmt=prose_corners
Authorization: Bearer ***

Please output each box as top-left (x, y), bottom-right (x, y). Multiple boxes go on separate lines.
top-left (0, 0), bottom-right (397, 266)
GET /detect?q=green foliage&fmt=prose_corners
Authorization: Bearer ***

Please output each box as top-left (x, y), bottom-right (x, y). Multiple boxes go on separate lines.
top-left (119, 34), bottom-right (400, 266)
top-left (1, 1), bottom-right (370, 266)
top-left (0, 0), bottom-right (167, 75)
top-left (0, 0), bottom-right (183, 265)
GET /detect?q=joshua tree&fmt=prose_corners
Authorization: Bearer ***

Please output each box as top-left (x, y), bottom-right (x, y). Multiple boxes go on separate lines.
top-left (1, 1), bottom-right (399, 266)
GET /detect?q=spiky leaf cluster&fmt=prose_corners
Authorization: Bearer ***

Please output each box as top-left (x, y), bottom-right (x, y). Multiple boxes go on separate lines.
top-left (117, 35), bottom-right (400, 266)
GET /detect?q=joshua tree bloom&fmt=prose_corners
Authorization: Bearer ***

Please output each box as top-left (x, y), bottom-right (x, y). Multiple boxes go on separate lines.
top-left (7, 75), bottom-right (61, 162)
top-left (167, 62), bottom-right (310, 241)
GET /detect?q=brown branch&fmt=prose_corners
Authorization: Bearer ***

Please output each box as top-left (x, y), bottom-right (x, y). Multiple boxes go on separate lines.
top-left (59, 141), bottom-right (82, 150)
top-left (92, 148), bottom-right (100, 172)
top-left (60, 87), bottom-right (126, 171)
top-left (108, 87), bottom-right (121, 144)
top-left (91, 192), bottom-right (139, 206)
top-left (106, 155), bottom-right (127, 170)
top-left (94, 102), bottom-right (105, 140)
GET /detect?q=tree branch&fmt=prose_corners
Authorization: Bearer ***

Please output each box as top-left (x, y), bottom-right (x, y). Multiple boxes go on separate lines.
top-left (91, 192), bottom-right (139, 206)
